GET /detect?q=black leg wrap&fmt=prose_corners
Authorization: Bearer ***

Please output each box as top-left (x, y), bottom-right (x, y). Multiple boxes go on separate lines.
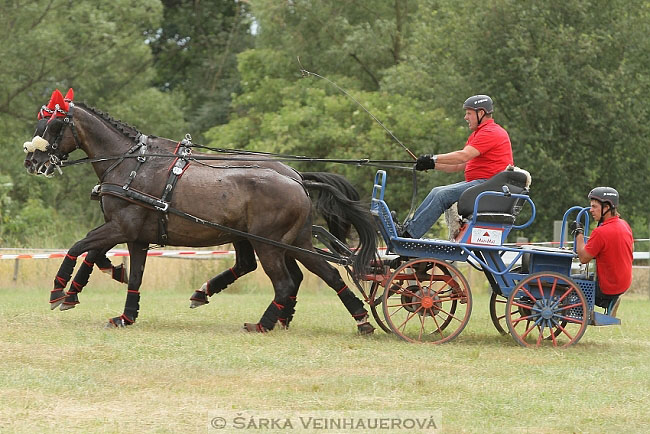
top-left (206, 268), bottom-right (239, 296)
top-left (259, 300), bottom-right (284, 331)
top-left (95, 255), bottom-right (113, 270)
top-left (112, 264), bottom-right (128, 283)
top-left (50, 254), bottom-right (78, 307)
top-left (69, 259), bottom-right (94, 292)
top-left (123, 290), bottom-right (141, 322)
top-left (278, 296), bottom-right (297, 329)
top-left (336, 286), bottom-right (367, 318)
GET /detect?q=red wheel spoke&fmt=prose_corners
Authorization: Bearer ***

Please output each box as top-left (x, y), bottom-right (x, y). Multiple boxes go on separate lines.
top-left (396, 308), bottom-right (421, 331)
top-left (535, 277), bottom-right (547, 299)
top-left (557, 302), bottom-right (584, 311)
top-left (520, 320), bottom-right (538, 340)
top-left (557, 315), bottom-right (585, 325)
top-left (512, 301), bottom-right (538, 311)
top-left (550, 326), bottom-right (558, 346)
top-left (519, 285), bottom-right (538, 303)
top-left (556, 323), bottom-right (574, 340)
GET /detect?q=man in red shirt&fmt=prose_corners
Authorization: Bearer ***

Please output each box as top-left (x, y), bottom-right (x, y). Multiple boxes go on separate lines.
top-left (399, 95), bottom-right (513, 238)
top-left (571, 187), bottom-right (634, 316)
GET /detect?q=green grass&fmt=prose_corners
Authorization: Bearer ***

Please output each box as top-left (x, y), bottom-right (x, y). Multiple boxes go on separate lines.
top-left (1, 283), bottom-right (649, 433)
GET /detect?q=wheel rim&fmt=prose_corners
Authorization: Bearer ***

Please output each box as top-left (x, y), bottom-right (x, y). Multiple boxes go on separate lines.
top-left (489, 291), bottom-right (509, 335)
top-left (382, 258), bottom-right (471, 344)
top-left (505, 272), bottom-right (588, 348)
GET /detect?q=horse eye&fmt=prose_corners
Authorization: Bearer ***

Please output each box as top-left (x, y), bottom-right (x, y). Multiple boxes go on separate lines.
top-left (43, 119), bottom-right (64, 139)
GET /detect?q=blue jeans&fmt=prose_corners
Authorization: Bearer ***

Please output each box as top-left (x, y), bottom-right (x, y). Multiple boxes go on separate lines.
top-left (404, 179), bottom-right (486, 238)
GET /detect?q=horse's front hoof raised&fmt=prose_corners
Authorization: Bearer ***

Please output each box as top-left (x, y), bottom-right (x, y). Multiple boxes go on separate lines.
top-left (189, 290), bottom-right (209, 309)
top-left (59, 292), bottom-right (79, 311)
top-left (242, 322), bottom-right (268, 333)
top-left (49, 289), bottom-right (66, 310)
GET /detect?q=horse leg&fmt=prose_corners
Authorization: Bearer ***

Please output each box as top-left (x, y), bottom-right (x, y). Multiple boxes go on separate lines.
top-left (95, 251), bottom-right (129, 284)
top-left (60, 247), bottom-right (129, 311)
top-left (50, 252), bottom-right (80, 309)
top-left (59, 249), bottom-right (102, 311)
top-left (189, 239), bottom-right (257, 308)
top-left (106, 241), bottom-right (148, 328)
top-left (242, 245), bottom-right (295, 333)
top-left (276, 256), bottom-right (303, 330)
top-left (294, 251), bottom-right (374, 334)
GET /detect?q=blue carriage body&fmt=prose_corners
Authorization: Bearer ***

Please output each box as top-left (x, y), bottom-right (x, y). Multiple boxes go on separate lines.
top-left (368, 169), bottom-right (620, 345)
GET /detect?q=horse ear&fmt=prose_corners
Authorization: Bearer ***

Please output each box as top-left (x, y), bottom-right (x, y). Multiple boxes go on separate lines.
top-left (64, 88), bottom-right (74, 103)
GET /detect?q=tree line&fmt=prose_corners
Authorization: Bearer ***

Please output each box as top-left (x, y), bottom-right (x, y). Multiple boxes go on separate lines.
top-left (1, 0), bottom-right (648, 247)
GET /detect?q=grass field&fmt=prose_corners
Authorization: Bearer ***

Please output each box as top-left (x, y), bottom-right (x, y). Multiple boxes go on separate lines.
top-left (1, 259), bottom-right (649, 433)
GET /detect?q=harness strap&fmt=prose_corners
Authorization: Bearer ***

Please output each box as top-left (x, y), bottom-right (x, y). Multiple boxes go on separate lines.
top-left (98, 183), bottom-right (352, 265)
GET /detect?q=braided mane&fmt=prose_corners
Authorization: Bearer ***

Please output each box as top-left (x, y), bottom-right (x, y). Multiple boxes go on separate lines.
top-left (76, 102), bottom-right (142, 141)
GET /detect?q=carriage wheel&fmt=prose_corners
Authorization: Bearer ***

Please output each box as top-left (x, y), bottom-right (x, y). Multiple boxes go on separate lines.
top-left (382, 258), bottom-right (472, 344)
top-left (489, 291), bottom-right (509, 335)
top-left (505, 272), bottom-right (588, 348)
top-left (368, 281), bottom-right (392, 334)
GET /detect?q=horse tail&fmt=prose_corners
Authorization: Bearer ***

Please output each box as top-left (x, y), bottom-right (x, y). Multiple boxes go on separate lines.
top-left (301, 172), bottom-right (377, 276)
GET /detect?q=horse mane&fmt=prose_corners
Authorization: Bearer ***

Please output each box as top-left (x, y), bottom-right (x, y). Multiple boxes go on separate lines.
top-left (76, 102), bottom-right (142, 141)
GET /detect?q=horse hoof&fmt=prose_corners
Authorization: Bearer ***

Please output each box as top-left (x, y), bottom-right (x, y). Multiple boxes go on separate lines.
top-left (357, 322), bottom-right (375, 335)
top-left (189, 290), bottom-right (209, 309)
top-left (105, 315), bottom-right (133, 328)
top-left (59, 303), bottom-right (77, 311)
top-left (242, 322), bottom-right (268, 333)
top-left (49, 289), bottom-right (66, 310)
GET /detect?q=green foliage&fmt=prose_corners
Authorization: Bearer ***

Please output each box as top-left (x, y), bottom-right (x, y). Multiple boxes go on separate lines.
top-left (0, 0), bottom-right (648, 248)
top-left (146, 0), bottom-right (254, 137)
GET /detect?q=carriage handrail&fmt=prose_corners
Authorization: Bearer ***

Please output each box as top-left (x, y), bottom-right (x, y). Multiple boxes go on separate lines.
top-left (560, 206), bottom-right (591, 249)
top-left (372, 170), bottom-right (387, 201)
top-left (468, 190), bottom-right (536, 230)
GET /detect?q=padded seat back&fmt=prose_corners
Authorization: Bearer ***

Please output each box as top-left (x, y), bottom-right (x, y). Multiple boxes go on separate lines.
top-left (457, 169), bottom-right (529, 219)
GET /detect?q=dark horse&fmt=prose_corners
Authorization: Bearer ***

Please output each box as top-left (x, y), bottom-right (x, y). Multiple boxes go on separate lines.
top-left (23, 89), bottom-right (377, 332)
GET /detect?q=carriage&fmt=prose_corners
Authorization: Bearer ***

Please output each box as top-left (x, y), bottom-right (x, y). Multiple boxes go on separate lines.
top-left (355, 168), bottom-right (621, 347)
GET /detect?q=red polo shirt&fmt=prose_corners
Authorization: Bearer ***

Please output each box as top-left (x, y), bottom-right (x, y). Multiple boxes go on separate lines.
top-left (464, 118), bottom-right (514, 182)
top-left (584, 216), bottom-right (634, 295)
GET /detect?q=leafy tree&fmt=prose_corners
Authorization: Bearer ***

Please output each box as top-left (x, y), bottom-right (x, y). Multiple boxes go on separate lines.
top-left (0, 0), bottom-right (188, 246)
top-left (383, 0), bottom-right (650, 239)
top-left (146, 0), bottom-right (254, 138)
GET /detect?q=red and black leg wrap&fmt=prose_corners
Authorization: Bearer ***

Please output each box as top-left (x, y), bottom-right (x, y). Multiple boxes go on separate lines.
top-left (207, 268), bottom-right (239, 296)
top-left (277, 296), bottom-right (297, 329)
top-left (259, 300), bottom-right (285, 331)
top-left (123, 289), bottom-right (140, 322)
top-left (109, 290), bottom-right (140, 327)
top-left (336, 284), bottom-right (368, 318)
top-left (63, 259), bottom-right (94, 307)
top-left (96, 255), bottom-right (128, 284)
top-left (50, 254), bottom-right (77, 306)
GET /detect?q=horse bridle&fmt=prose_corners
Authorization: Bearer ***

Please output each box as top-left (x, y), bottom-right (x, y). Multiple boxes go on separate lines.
top-left (41, 102), bottom-right (83, 169)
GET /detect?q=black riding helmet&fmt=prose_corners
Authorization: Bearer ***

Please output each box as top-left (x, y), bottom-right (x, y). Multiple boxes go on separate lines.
top-left (463, 95), bottom-right (493, 126)
top-left (588, 187), bottom-right (619, 223)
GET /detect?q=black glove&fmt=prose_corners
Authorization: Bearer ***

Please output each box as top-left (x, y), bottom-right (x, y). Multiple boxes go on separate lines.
top-left (415, 154), bottom-right (436, 171)
top-left (569, 220), bottom-right (584, 236)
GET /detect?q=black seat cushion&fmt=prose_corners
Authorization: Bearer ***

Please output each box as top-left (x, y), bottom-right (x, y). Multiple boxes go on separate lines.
top-left (457, 169), bottom-right (529, 218)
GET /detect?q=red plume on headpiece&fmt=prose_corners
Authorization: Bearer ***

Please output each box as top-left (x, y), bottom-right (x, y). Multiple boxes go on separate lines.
top-left (37, 88), bottom-right (73, 120)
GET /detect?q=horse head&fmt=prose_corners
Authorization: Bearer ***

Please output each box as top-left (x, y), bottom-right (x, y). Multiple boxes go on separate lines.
top-left (24, 88), bottom-right (81, 177)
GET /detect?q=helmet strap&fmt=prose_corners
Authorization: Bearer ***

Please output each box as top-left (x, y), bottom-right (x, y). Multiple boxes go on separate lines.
top-left (476, 110), bottom-right (486, 126)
